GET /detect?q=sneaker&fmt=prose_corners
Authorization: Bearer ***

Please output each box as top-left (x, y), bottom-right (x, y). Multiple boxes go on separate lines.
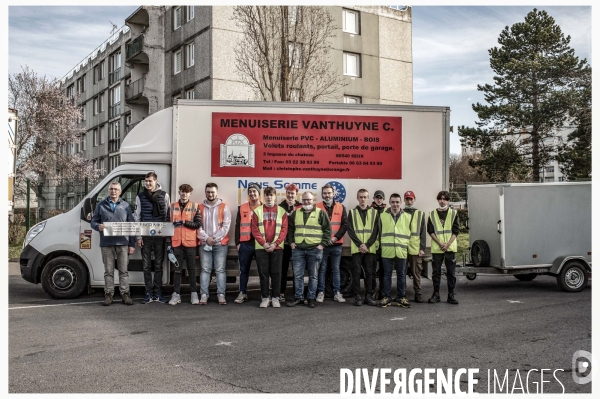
top-left (287, 298), bottom-right (304, 307)
top-left (103, 293), bottom-right (113, 306)
top-left (307, 298), bottom-right (316, 308)
top-left (271, 297), bottom-right (281, 308)
top-left (218, 294), bottom-right (227, 305)
top-left (234, 292), bottom-right (248, 304)
top-left (414, 293), bottom-right (423, 303)
top-left (190, 292), bottom-right (200, 305)
top-left (447, 292), bottom-right (459, 305)
top-left (121, 292), bottom-right (133, 305)
top-left (364, 295), bottom-right (377, 306)
top-left (155, 293), bottom-right (168, 304)
top-left (428, 292), bottom-right (440, 303)
top-left (378, 296), bottom-right (392, 308)
top-left (334, 292), bottom-right (346, 303)
top-left (316, 292), bottom-right (325, 303)
top-left (142, 293), bottom-right (153, 304)
top-left (279, 294), bottom-right (286, 302)
top-left (199, 294), bottom-right (208, 305)
top-left (354, 295), bottom-right (363, 306)
top-left (169, 293), bottom-right (181, 305)
top-left (398, 297), bottom-right (411, 308)
top-left (259, 298), bottom-right (270, 308)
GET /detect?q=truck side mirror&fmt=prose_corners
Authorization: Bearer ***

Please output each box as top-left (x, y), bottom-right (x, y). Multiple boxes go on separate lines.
top-left (82, 198), bottom-right (93, 222)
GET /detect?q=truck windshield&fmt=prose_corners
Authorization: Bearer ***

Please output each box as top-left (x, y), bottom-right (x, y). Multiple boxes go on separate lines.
top-left (95, 175), bottom-right (145, 210)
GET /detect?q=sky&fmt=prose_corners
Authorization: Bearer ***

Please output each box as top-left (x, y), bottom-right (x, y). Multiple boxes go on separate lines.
top-left (7, 5), bottom-right (592, 156)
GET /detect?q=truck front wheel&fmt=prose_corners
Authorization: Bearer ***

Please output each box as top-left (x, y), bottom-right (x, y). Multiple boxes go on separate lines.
top-left (41, 256), bottom-right (88, 299)
top-left (557, 262), bottom-right (588, 292)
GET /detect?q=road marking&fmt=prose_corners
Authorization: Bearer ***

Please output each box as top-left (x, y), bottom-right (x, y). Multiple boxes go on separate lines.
top-left (216, 341), bottom-right (235, 346)
top-left (507, 300), bottom-right (523, 303)
top-left (390, 317), bottom-right (406, 321)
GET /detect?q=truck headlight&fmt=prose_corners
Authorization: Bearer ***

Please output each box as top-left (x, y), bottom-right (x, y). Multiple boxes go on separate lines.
top-left (23, 221), bottom-right (46, 249)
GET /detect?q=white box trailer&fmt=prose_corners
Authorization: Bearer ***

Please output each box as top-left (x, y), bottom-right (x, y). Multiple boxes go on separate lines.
top-left (19, 100), bottom-right (450, 299)
top-left (457, 182), bottom-right (592, 292)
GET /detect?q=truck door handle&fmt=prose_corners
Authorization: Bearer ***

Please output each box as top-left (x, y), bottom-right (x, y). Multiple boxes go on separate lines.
top-left (497, 220), bottom-right (502, 234)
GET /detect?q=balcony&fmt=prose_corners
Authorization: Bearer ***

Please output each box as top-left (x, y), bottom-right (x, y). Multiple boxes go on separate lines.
top-left (125, 77), bottom-right (146, 103)
top-left (126, 35), bottom-right (143, 60)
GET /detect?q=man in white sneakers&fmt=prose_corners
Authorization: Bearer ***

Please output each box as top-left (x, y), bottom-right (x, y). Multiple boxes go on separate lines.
top-left (198, 183), bottom-right (231, 305)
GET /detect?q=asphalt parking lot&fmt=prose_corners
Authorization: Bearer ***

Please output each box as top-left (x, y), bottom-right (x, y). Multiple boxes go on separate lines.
top-left (8, 262), bottom-right (591, 394)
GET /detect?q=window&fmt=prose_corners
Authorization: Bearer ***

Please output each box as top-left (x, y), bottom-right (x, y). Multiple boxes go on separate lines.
top-left (344, 95), bottom-right (361, 104)
top-left (186, 6), bottom-right (194, 22)
top-left (185, 88), bottom-right (195, 99)
top-left (289, 42), bottom-right (303, 68)
top-left (126, 114), bottom-right (132, 126)
top-left (80, 105), bottom-right (86, 122)
top-left (343, 52), bottom-right (360, 77)
top-left (109, 86), bottom-right (121, 118)
top-left (93, 97), bottom-right (99, 115)
top-left (109, 120), bottom-right (120, 153)
top-left (109, 51), bottom-right (121, 84)
top-left (343, 9), bottom-right (360, 34)
top-left (77, 74), bottom-right (86, 93)
top-left (93, 61), bottom-right (105, 83)
top-left (174, 7), bottom-right (182, 30)
top-left (80, 133), bottom-right (86, 151)
top-left (174, 49), bottom-right (182, 74)
top-left (545, 166), bottom-right (555, 173)
top-left (109, 155), bottom-right (121, 172)
top-left (290, 89), bottom-right (300, 102)
top-left (185, 42), bottom-right (195, 68)
top-left (93, 129), bottom-right (99, 147)
top-left (94, 65), bottom-right (100, 83)
top-left (100, 125), bottom-right (106, 145)
top-left (100, 92), bottom-right (105, 112)
top-left (99, 158), bottom-right (106, 175)
top-left (66, 84), bottom-right (75, 99)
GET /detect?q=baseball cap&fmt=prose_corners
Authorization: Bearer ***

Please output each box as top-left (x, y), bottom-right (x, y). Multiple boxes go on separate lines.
top-left (404, 191), bottom-right (415, 199)
top-left (374, 190), bottom-right (385, 199)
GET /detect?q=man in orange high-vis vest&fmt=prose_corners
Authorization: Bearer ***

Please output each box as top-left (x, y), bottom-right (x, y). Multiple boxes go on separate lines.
top-left (167, 184), bottom-right (202, 305)
top-left (197, 182), bottom-right (231, 305)
top-left (234, 183), bottom-right (262, 304)
top-left (315, 183), bottom-right (348, 303)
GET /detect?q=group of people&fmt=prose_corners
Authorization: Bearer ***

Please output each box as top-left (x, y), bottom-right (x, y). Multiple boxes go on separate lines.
top-left (91, 171), bottom-right (460, 308)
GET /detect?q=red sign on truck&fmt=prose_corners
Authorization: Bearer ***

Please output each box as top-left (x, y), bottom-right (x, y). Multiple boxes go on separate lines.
top-left (211, 112), bottom-right (402, 179)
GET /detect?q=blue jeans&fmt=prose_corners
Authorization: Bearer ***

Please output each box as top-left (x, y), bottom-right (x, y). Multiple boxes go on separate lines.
top-left (382, 257), bottom-right (407, 299)
top-left (200, 244), bottom-right (227, 296)
top-left (237, 242), bottom-right (255, 293)
top-left (292, 247), bottom-right (322, 300)
top-left (317, 244), bottom-right (342, 293)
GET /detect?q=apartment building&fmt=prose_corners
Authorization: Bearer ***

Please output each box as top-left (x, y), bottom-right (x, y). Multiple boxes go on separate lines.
top-left (61, 5), bottom-right (413, 182)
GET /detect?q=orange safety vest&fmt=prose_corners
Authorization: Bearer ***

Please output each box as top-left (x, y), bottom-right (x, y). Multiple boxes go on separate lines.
top-left (316, 202), bottom-right (344, 244)
top-left (199, 203), bottom-right (230, 245)
top-left (238, 202), bottom-right (259, 242)
top-left (170, 201), bottom-right (199, 247)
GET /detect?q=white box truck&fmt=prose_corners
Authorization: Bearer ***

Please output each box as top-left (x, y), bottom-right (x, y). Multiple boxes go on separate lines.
top-left (19, 100), bottom-right (451, 299)
top-left (457, 182), bottom-right (592, 292)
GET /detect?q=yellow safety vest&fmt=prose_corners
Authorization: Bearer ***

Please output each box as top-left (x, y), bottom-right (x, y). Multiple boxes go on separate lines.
top-left (350, 207), bottom-right (379, 254)
top-left (294, 208), bottom-right (324, 246)
top-left (253, 206), bottom-right (286, 250)
top-left (430, 209), bottom-right (457, 253)
top-left (380, 211), bottom-right (411, 259)
top-left (407, 210), bottom-right (424, 256)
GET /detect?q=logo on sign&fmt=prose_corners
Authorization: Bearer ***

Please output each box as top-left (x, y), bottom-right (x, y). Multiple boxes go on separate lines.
top-left (150, 229), bottom-right (156, 236)
top-left (328, 181), bottom-right (346, 203)
top-left (220, 133), bottom-right (255, 168)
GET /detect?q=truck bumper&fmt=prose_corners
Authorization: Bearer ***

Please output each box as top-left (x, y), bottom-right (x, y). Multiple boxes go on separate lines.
top-left (20, 245), bottom-right (44, 284)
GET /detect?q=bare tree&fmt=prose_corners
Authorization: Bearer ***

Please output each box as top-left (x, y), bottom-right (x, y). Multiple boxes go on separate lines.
top-left (233, 6), bottom-right (345, 102)
top-left (9, 66), bottom-right (99, 200)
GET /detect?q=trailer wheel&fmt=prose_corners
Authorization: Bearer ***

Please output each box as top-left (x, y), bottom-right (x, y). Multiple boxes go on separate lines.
top-left (325, 258), bottom-right (354, 298)
top-left (514, 273), bottom-right (537, 282)
top-left (471, 240), bottom-right (490, 267)
top-left (557, 261), bottom-right (588, 292)
top-left (41, 256), bottom-right (88, 299)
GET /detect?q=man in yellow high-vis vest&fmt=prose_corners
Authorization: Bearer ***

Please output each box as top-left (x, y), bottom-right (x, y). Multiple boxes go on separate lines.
top-left (403, 190), bottom-right (426, 303)
top-left (286, 191), bottom-right (331, 308)
top-left (427, 190), bottom-right (460, 305)
top-left (347, 189), bottom-right (381, 306)
top-left (377, 193), bottom-right (412, 308)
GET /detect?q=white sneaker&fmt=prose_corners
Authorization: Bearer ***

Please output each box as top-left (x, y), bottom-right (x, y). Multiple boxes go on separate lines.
top-left (316, 292), bottom-right (325, 303)
top-left (169, 293), bottom-right (181, 305)
top-left (234, 291), bottom-right (248, 304)
top-left (199, 294), bottom-right (208, 305)
top-left (271, 297), bottom-right (280, 308)
top-left (334, 292), bottom-right (346, 302)
top-left (190, 292), bottom-right (199, 305)
top-left (217, 294), bottom-right (227, 305)
top-left (259, 298), bottom-right (270, 308)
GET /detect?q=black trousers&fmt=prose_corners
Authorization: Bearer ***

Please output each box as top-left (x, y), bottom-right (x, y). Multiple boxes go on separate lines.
top-left (256, 249), bottom-right (283, 299)
top-left (432, 252), bottom-right (456, 293)
top-left (280, 245), bottom-right (294, 295)
top-left (351, 253), bottom-right (376, 296)
top-left (173, 245), bottom-right (197, 294)
top-left (141, 236), bottom-right (166, 295)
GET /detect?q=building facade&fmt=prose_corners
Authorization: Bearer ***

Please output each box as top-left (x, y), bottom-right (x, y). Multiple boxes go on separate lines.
top-left (61, 5), bottom-right (413, 184)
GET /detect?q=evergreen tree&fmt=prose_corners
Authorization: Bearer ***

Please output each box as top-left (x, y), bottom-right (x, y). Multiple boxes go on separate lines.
top-left (459, 9), bottom-right (590, 181)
